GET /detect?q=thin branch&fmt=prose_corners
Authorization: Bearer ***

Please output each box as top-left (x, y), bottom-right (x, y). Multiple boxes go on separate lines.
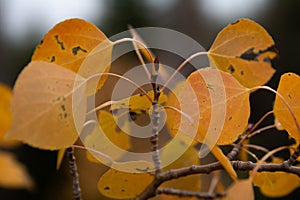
top-left (157, 188), bottom-right (226, 199)
top-left (248, 124), bottom-right (276, 138)
top-left (288, 143), bottom-right (300, 165)
top-left (151, 58), bottom-right (162, 175)
top-left (248, 111), bottom-right (273, 133)
top-left (137, 160), bottom-right (300, 200)
top-left (66, 147), bottom-right (82, 200)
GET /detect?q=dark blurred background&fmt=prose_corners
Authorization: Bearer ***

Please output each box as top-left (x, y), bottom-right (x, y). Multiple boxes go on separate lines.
top-left (0, 0), bottom-right (300, 199)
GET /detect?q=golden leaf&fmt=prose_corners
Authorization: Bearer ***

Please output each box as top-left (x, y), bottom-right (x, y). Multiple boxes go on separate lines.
top-left (208, 18), bottom-right (276, 87)
top-left (6, 61), bottom-right (87, 150)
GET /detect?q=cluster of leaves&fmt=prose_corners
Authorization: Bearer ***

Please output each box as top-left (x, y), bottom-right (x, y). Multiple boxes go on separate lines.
top-left (2, 18), bottom-right (300, 200)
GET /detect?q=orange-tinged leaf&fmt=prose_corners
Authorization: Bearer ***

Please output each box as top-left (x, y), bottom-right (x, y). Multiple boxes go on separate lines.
top-left (98, 161), bottom-right (154, 199)
top-left (6, 61), bottom-right (87, 150)
top-left (224, 179), bottom-right (254, 200)
top-left (208, 18), bottom-right (276, 87)
top-left (273, 73), bottom-right (300, 140)
top-left (32, 18), bottom-right (113, 92)
top-left (251, 157), bottom-right (300, 197)
top-left (85, 110), bottom-right (131, 165)
top-left (171, 68), bottom-right (250, 145)
top-left (0, 151), bottom-right (33, 189)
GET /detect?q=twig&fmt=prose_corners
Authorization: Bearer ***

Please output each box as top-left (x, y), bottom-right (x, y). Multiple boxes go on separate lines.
top-left (66, 147), bottom-right (82, 200)
top-left (137, 160), bottom-right (300, 199)
top-left (287, 143), bottom-right (300, 165)
top-left (157, 188), bottom-right (226, 199)
top-left (150, 58), bottom-right (162, 175)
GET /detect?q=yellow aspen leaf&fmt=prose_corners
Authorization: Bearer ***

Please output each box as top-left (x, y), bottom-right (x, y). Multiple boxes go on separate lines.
top-left (85, 110), bottom-right (131, 165)
top-left (251, 157), bottom-right (300, 197)
top-left (211, 147), bottom-right (237, 181)
top-left (154, 140), bottom-right (200, 200)
top-left (6, 61), bottom-right (87, 150)
top-left (186, 68), bottom-right (250, 145)
top-left (98, 161), bottom-right (154, 199)
top-left (32, 18), bottom-right (113, 93)
top-left (0, 151), bottom-right (33, 189)
top-left (208, 18), bottom-right (277, 88)
top-left (110, 90), bottom-right (168, 114)
top-left (273, 73), bottom-right (300, 140)
top-left (167, 68), bottom-right (249, 180)
top-left (224, 179), bottom-right (254, 200)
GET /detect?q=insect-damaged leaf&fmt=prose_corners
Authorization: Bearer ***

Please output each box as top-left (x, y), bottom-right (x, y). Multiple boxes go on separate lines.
top-left (6, 61), bottom-right (87, 150)
top-left (208, 18), bottom-right (277, 87)
top-left (251, 157), bottom-right (300, 198)
top-left (0, 151), bottom-right (33, 189)
top-left (98, 161), bottom-right (154, 199)
top-left (273, 73), bottom-right (300, 140)
top-left (32, 18), bottom-right (113, 92)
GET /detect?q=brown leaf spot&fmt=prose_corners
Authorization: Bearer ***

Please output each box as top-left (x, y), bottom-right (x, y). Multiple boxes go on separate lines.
top-left (54, 35), bottom-right (65, 50)
top-left (72, 46), bottom-right (87, 56)
top-left (228, 65), bottom-right (235, 73)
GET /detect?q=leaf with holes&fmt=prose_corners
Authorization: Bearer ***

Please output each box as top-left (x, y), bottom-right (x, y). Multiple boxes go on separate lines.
top-left (98, 161), bottom-right (154, 199)
top-left (32, 18), bottom-right (113, 93)
top-left (208, 18), bottom-right (277, 87)
top-left (251, 157), bottom-right (300, 198)
top-left (273, 73), bottom-right (300, 140)
top-left (6, 61), bottom-right (87, 150)
top-left (85, 110), bottom-right (131, 165)
top-left (0, 151), bottom-right (33, 189)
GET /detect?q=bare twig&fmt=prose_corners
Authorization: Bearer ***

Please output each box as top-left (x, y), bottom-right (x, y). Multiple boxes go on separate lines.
top-left (288, 144), bottom-right (300, 165)
top-left (66, 147), bottom-right (82, 200)
top-left (137, 160), bottom-right (300, 199)
top-left (150, 58), bottom-right (162, 175)
top-left (157, 188), bottom-right (226, 199)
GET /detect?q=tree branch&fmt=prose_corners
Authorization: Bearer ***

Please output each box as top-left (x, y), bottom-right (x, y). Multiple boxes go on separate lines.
top-left (150, 58), bottom-right (162, 175)
top-left (137, 160), bottom-right (300, 200)
top-left (157, 188), bottom-right (226, 199)
top-left (288, 143), bottom-right (300, 165)
top-left (66, 147), bottom-right (82, 200)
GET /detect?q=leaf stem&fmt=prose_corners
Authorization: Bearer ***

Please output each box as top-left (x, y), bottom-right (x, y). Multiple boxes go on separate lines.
top-left (113, 37), bottom-right (153, 80)
top-left (160, 51), bottom-right (208, 92)
top-left (250, 85), bottom-right (300, 135)
top-left (66, 147), bottom-right (82, 200)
